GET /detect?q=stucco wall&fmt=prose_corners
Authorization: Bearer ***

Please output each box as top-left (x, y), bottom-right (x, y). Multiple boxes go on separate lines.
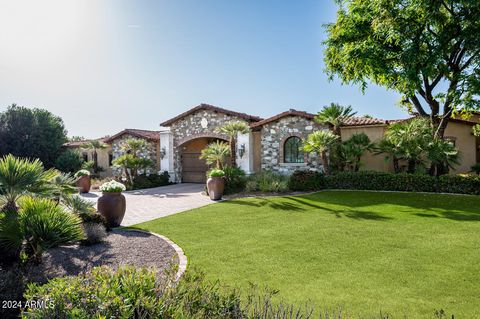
top-left (168, 109), bottom-right (249, 182)
top-left (78, 146), bottom-right (113, 177)
top-left (259, 116), bottom-right (327, 174)
top-left (444, 122), bottom-right (477, 173)
top-left (340, 125), bottom-right (393, 172)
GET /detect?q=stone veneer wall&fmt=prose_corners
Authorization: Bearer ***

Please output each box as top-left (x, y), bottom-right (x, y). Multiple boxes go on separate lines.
top-left (169, 109), bottom-right (248, 181)
top-left (260, 116), bottom-right (327, 174)
top-left (111, 134), bottom-right (159, 176)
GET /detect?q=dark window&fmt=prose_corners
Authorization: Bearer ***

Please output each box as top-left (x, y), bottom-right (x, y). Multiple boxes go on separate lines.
top-left (82, 153), bottom-right (88, 162)
top-left (109, 153), bottom-right (113, 166)
top-left (284, 136), bottom-right (304, 163)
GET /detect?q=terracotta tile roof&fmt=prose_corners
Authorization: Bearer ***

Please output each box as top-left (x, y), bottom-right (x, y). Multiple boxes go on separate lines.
top-left (341, 116), bottom-right (390, 126)
top-left (103, 129), bottom-right (160, 143)
top-left (250, 109), bottom-right (316, 128)
top-left (160, 103), bottom-right (263, 126)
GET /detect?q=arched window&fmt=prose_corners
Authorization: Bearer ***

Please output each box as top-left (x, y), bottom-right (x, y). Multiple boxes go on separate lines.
top-left (284, 136), bottom-right (304, 163)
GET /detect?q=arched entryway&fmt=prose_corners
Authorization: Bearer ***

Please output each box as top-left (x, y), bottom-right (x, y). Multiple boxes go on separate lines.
top-left (180, 136), bottom-right (228, 183)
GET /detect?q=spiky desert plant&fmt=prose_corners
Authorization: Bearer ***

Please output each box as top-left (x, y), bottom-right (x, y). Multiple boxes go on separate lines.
top-left (63, 195), bottom-right (96, 215)
top-left (302, 131), bottom-right (339, 174)
top-left (200, 141), bottom-right (231, 169)
top-left (217, 121), bottom-right (250, 167)
top-left (50, 172), bottom-right (78, 203)
top-left (0, 155), bottom-right (57, 212)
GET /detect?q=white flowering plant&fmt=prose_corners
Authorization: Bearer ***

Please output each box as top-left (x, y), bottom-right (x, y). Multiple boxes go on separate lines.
top-left (99, 180), bottom-right (126, 193)
top-left (75, 169), bottom-right (91, 178)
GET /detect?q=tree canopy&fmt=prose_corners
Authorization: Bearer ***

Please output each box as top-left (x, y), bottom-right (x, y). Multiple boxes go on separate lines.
top-left (0, 104), bottom-right (67, 168)
top-left (324, 0), bottom-right (480, 137)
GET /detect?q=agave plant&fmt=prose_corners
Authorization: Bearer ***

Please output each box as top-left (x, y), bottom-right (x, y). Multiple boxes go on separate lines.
top-left (0, 155), bottom-right (57, 212)
top-left (0, 197), bottom-right (84, 263)
top-left (217, 121), bottom-right (250, 167)
top-left (200, 141), bottom-right (231, 169)
top-left (302, 131), bottom-right (339, 174)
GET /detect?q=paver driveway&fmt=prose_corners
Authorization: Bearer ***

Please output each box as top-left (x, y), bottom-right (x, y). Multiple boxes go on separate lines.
top-left (82, 183), bottom-right (212, 226)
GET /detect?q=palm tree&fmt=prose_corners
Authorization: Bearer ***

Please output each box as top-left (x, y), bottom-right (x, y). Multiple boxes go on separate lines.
top-left (112, 138), bottom-right (153, 185)
top-left (426, 138), bottom-right (460, 176)
top-left (302, 131), bottom-right (339, 174)
top-left (342, 133), bottom-right (373, 172)
top-left (217, 121), bottom-right (250, 167)
top-left (315, 103), bottom-right (357, 137)
top-left (200, 141), bottom-right (231, 169)
top-left (49, 172), bottom-right (78, 204)
top-left (373, 138), bottom-right (402, 173)
top-left (0, 155), bottom-right (57, 213)
top-left (82, 140), bottom-right (107, 172)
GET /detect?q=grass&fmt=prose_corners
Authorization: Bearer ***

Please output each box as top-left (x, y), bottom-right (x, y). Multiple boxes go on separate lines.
top-left (134, 190), bottom-right (480, 318)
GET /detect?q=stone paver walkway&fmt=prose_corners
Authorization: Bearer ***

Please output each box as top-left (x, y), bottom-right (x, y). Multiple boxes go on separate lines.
top-left (81, 183), bottom-right (212, 226)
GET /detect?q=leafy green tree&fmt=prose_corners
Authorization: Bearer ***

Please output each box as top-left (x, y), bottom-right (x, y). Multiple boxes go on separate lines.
top-left (54, 149), bottom-right (85, 173)
top-left (0, 155), bottom-right (57, 212)
top-left (342, 133), bottom-right (373, 172)
top-left (302, 131), bottom-right (339, 174)
top-left (217, 121), bottom-right (250, 167)
top-left (324, 0), bottom-right (480, 138)
top-left (473, 124), bottom-right (480, 137)
top-left (200, 141), bottom-right (231, 169)
top-left (0, 104), bottom-right (67, 167)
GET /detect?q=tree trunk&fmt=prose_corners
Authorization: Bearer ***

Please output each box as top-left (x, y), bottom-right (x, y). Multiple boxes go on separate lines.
top-left (393, 157), bottom-right (400, 173)
top-left (2, 200), bottom-right (18, 213)
top-left (230, 137), bottom-right (237, 168)
top-left (321, 151), bottom-right (329, 174)
top-left (407, 159), bottom-right (416, 173)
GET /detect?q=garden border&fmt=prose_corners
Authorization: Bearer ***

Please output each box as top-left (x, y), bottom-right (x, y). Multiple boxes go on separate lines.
top-left (122, 228), bottom-right (188, 281)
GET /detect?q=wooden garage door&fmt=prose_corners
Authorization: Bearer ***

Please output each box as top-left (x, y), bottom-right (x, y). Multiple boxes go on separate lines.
top-left (182, 153), bottom-right (207, 183)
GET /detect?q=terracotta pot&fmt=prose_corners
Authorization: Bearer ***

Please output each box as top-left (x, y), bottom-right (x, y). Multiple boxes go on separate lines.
top-left (97, 192), bottom-right (126, 228)
top-left (206, 176), bottom-right (225, 201)
top-left (77, 175), bottom-right (91, 193)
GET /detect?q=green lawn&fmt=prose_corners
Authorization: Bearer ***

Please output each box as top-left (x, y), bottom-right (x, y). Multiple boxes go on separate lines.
top-left (135, 191), bottom-right (480, 318)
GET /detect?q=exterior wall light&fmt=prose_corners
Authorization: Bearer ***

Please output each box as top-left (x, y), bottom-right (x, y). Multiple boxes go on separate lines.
top-left (160, 146), bottom-right (167, 159)
top-left (238, 144), bottom-right (246, 159)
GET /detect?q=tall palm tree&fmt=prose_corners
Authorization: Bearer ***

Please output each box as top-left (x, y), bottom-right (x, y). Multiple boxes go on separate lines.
top-left (302, 131), bottom-right (339, 174)
top-left (82, 140), bottom-right (107, 172)
top-left (426, 138), bottom-right (460, 176)
top-left (217, 121), bottom-right (250, 167)
top-left (200, 141), bottom-right (231, 169)
top-left (315, 103), bottom-right (357, 137)
top-left (0, 155), bottom-right (57, 212)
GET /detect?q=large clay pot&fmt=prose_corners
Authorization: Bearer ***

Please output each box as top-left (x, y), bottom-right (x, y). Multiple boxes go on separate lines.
top-left (77, 175), bottom-right (91, 193)
top-left (97, 192), bottom-right (126, 228)
top-left (206, 177), bottom-right (225, 201)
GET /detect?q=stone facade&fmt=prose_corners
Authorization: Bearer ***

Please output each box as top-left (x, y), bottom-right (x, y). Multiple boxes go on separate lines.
top-left (111, 134), bottom-right (159, 176)
top-left (169, 109), bottom-right (249, 181)
top-left (259, 116), bottom-right (327, 174)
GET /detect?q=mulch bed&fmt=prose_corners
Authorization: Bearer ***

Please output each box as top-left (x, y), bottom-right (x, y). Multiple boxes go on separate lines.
top-left (25, 229), bottom-right (178, 284)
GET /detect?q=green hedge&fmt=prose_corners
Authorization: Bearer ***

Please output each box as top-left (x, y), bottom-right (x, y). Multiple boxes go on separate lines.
top-left (132, 171), bottom-right (170, 190)
top-left (289, 170), bottom-right (480, 195)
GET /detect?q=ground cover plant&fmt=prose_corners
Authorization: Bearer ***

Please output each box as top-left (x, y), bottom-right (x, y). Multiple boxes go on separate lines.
top-left (136, 191), bottom-right (480, 318)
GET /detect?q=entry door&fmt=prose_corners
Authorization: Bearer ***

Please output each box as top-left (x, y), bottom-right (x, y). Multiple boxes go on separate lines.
top-left (182, 153), bottom-right (208, 183)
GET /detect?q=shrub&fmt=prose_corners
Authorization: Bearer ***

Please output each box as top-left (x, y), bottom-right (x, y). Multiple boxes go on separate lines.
top-left (245, 172), bottom-right (289, 193)
top-left (82, 222), bottom-right (107, 245)
top-left (132, 171), bottom-right (170, 190)
top-left (471, 163), bottom-right (480, 175)
top-left (99, 180), bottom-right (126, 193)
top-left (209, 169), bottom-right (225, 177)
top-left (54, 149), bottom-right (84, 173)
top-left (0, 197), bottom-right (84, 263)
top-left (288, 170), bottom-right (480, 195)
top-left (223, 166), bottom-right (247, 194)
top-left (74, 169), bottom-right (90, 178)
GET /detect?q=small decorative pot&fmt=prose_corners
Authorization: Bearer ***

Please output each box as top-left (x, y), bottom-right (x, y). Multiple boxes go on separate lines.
top-left (206, 177), bottom-right (225, 201)
top-left (77, 175), bottom-right (91, 193)
top-left (97, 192), bottom-right (126, 228)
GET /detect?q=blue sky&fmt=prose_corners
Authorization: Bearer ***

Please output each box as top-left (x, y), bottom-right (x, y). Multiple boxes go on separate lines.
top-left (0, 0), bottom-right (406, 138)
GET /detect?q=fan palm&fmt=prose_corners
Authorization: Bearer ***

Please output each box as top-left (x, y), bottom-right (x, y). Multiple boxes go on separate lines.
top-left (82, 140), bottom-right (107, 172)
top-left (0, 155), bottom-right (57, 212)
top-left (302, 131), bottom-right (339, 174)
top-left (426, 138), bottom-right (460, 176)
top-left (200, 141), bottom-right (231, 169)
top-left (50, 172), bottom-right (78, 203)
top-left (217, 121), bottom-right (250, 167)
top-left (342, 133), bottom-right (373, 172)
top-left (315, 103), bottom-right (357, 137)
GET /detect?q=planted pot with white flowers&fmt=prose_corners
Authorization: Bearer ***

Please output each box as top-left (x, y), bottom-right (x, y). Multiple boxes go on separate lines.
top-left (75, 169), bottom-right (91, 193)
top-left (97, 181), bottom-right (126, 228)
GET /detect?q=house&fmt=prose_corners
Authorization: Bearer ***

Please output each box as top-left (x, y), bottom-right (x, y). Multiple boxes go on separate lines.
top-left (64, 103), bottom-right (480, 182)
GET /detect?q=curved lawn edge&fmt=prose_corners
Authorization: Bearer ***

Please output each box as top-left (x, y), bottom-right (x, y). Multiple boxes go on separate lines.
top-left (121, 228), bottom-right (188, 281)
